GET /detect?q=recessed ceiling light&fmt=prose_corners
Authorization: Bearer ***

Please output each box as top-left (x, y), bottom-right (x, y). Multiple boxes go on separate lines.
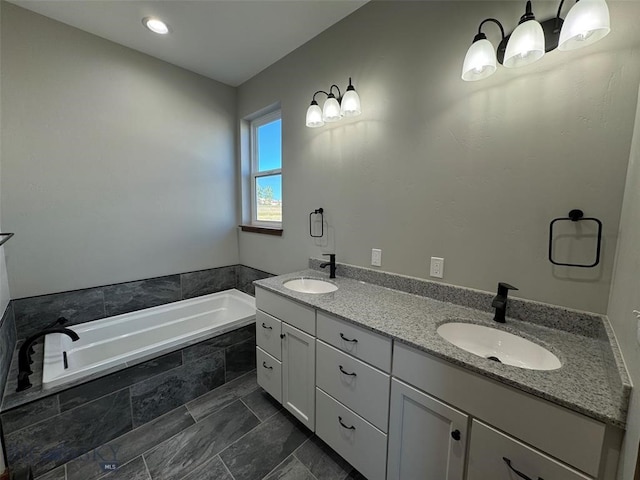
top-left (142, 17), bottom-right (170, 35)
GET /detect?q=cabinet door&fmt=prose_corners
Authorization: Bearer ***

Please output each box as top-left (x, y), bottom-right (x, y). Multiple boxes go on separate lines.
top-left (387, 378), bottom-right (467, 480)
top-left (282, 322), bottom-right (316, 430)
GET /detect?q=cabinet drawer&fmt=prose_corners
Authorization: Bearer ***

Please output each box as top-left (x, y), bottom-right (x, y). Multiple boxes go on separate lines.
top-left (256, 310), bottom-right (282, 360)
top-left (316, 340), bottom-right (390, 432)
top-left (393, 343), bottom-right (605, 476)
top-left (317, 312), bottom-right (392, 372)
top-left (256, 287), bottom-right (316, 335)
top-left (315, 388), bottom-right (387, 480)
top-left (467, 420), bottom-right (592, 480)
top-left (256, 347), bottom-right (282, 403)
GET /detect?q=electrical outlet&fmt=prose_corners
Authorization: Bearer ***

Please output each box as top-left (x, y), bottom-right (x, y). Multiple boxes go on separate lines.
top-left (371, 248), bottom-right (382, 267)
top-left (430, 257), bottom-right (444, 278)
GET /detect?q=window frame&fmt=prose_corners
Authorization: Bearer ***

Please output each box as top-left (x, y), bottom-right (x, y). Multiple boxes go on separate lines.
top-left (249, 109), bottom-right (282, 229)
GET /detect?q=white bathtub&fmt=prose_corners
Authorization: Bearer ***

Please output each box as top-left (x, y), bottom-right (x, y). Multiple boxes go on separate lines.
top-left (42, 289), bottom-right (256, 389)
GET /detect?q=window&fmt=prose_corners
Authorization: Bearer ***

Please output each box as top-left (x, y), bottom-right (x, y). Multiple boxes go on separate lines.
top-left (250, 110), bottom-right (282, 228)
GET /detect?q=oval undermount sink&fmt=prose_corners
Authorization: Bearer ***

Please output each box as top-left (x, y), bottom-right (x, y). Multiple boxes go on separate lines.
top-left (283, 278), bottom-right (338, 294)
top-left (437, 322), bottom-right (561, 371)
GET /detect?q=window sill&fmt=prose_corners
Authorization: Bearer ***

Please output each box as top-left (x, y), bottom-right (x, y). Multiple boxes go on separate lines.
top-left (240, 225), bottom-right (283, 236)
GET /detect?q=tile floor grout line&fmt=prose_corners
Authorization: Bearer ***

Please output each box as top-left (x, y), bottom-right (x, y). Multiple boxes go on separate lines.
top-left (218, 455), bottom-right (238, 480)
top-left (141, 454), bottom-right (153, 480)
top-left (216, 403), bottom-right (270, 460)
top-left (290, 452), bottom-right (321, 480)
top-left (239, 397), bottom-right (263, 422)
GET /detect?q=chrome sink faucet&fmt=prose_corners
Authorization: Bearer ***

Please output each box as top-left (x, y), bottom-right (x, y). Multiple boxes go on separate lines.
top-left (320, 253), bottom-right (337, 279)
top-left (492, 282), bottom-right (518, 323)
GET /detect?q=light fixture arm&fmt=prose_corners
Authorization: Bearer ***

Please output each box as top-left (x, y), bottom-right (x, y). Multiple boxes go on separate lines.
top-left (328, 84), bottom-right (342, 100)
top-left (556, 0), bottom-right (567, 20)
top-left (477, 18), bottom-right (506, 41)
top-left (311, 90), bottom-right (330, 103)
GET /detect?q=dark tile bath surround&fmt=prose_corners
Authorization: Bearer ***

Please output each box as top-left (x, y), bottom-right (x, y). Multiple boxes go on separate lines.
top-left (0, 264), bottom-right (273, 477)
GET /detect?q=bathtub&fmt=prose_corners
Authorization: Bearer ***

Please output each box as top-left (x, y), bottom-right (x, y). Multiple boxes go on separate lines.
top-left (42, 289), bottom-right (256, 389)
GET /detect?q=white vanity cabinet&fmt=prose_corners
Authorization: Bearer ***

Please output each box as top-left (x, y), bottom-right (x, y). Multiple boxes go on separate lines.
top-left (255, 288), bottom-right (316, 430)
top-left (387, 378), bottom-right (468, 480)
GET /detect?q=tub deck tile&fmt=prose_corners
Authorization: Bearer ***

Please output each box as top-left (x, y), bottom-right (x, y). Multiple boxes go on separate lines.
top-left (66, 406), bottom-right (194, 480)
top-left (5, 389), bottom-right (132, 477)
top-left (219, 410), bottom-right (311, 480)
top-left (59, 351), bottom-right (183, 412)
top-left (186, 370), bottom-right (258, 421)
top-left (130, 351), bottom-right (225, 427)
top-left (103, 276), bottom-right (181, 317)
top-left (144, 400), bottom-right (259, 480)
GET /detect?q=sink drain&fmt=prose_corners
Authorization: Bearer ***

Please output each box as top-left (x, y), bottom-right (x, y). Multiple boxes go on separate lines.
top-left (486, 356), bottom-right (502, 363)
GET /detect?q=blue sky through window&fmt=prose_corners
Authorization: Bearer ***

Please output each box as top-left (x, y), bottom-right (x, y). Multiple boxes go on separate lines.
top-left (257, 119), bottom-right (282, 201)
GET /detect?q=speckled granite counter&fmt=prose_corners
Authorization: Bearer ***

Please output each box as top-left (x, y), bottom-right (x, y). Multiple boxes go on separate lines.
top-left (254, 269), bottom-right (630, 429)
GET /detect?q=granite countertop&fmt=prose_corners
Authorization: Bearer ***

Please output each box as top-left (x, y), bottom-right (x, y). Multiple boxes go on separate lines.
top-left (255, 269), bottom-right (630, 429)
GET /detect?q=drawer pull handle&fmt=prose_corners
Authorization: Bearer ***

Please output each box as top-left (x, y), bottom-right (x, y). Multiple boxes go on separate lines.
top-left (340, 333), bottom-right (358, 343)
top-left (261, 323), bottom-right (273, 330)
top-left (503, 457), bottom-right (544, 480)
top-left (450, 429), bottom-right (461, 441)
top-left (338, 416), bottom-right (356, 430)
top-left (339, 365), bottom-right (357, 377)
top-left (262, 362), bottom-right (273, 370)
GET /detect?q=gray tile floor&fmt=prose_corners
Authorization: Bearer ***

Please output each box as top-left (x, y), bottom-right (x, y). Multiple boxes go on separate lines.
top-left (35, 370), bottom-right (365, 480)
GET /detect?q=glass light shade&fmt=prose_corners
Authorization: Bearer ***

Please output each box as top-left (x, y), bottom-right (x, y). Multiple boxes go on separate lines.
top-left (322, 96), bottom-right (342, 122)
top-left (461, 39), bottom-right (497, 81)
top-left (340, 90), bottom-right (361, 117)
top-left (306, 103), bottom-right (324, 128)
top-left (558, 0), bottom-right (610, 51)
top-left (503, 20), bottom-right (545, 68)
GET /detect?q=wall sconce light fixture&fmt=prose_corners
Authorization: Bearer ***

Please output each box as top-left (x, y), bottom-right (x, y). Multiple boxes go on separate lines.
top-left (306, 78), bottom-right (361, 128)
top-left (461, 0), bottom-right (610, 81)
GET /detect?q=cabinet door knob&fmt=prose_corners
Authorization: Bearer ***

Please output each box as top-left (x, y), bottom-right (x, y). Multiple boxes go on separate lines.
top-left (338, 416), bottom-right (356, 430)
top-left (280, 333), bottom-right (285, 339)
top-left (451, 429), bottom-right (461, 441)
top-left (261, 323), bottom-right (273, 330)
top-left (503, 457), bottom-right (543, 480)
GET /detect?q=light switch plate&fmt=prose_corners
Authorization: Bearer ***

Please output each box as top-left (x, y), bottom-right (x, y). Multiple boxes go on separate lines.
top-left (371, 248), bottom-right (382, 267)
top-left (430, 257), bottom-right (444, 278)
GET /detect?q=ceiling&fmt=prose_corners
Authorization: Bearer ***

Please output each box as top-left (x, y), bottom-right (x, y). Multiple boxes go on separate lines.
top-left (9, 0), bottom-right (368, 86)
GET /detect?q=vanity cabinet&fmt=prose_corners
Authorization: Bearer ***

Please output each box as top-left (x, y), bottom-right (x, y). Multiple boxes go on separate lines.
top-left (256, 286), bottom-right (622, 480)
top-left (387, 378), bottom-right (467, 480)
top-left (255, 288), bottom-right (316, 430)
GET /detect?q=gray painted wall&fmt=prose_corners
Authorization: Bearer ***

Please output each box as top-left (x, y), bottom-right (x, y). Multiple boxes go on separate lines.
top-left (237, 1), bottom-right (640, 314)
top-left (1, 4), bottom-right (239, 299)
top-left (0, 0), bottom-right (7, 472)
top-left (607, 85), bottom-right (640, 479)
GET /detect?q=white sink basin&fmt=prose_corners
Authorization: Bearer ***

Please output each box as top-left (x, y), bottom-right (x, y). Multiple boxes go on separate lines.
top-left (436, 322), bottom-right (561, 371)
top-left (283, 278), bottom-right (338, 294)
